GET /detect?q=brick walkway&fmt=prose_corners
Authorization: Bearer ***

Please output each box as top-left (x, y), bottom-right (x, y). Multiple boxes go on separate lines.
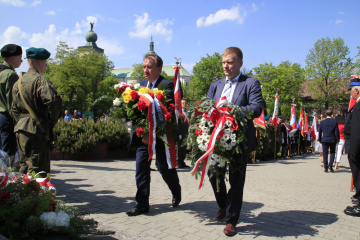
top-left (51, 153), bottom-right (360, 240)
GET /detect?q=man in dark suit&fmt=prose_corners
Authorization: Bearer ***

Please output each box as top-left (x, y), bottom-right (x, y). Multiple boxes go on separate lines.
top-left (343, 78), bottom-right (360, 217)
top-left (177, 99), bottom-right (189, 168)
top-left (206, 47), bottom-right (263, 236)
top-left (318, 109), bottom-right (339, 173)
top-left (126, 53), bottom-right (182, 216)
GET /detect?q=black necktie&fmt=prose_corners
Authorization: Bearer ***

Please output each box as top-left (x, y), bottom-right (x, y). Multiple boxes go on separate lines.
top-left (149, 82), bottom-right (153, 89)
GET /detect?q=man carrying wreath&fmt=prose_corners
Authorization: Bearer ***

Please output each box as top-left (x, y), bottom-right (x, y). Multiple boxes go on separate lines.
top-left (206, 47), bottom-right (263, 236)
top-left (126, 53), bottom-right (182, 216)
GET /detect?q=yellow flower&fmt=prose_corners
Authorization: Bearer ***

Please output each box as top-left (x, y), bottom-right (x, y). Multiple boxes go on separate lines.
top-left (153, 89), bottom-right (164, 96)
top-left (139, 88), bottom-right (152, 94)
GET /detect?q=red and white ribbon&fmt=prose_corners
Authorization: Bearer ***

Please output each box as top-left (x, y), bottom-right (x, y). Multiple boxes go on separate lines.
top-left (191, 96), bottom-right (237, 189)
top-left (140, 94), bottom-right (157, 161)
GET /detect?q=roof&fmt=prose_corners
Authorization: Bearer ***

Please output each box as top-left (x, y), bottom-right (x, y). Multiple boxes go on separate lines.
top-left (111, 65), bottom-right (191, 78)
top-left (112, 68), bottom-right (134, 78)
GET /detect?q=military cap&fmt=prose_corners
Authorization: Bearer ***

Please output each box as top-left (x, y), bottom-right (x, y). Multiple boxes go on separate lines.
top-left (1, 44), bottom-right (22, 57)
top-left (278, 116), bottom-right (283, 119)
top-left (265, 115), bottom-right (271, 121)
top-left (349, 78), bottom-right (360, 90)
top-left (26, 47), bottom-right (51, 60)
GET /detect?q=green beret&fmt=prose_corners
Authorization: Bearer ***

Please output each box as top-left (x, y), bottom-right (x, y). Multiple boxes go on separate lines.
top-left (26, 47), bottom-right (51, 60)
top-left (1, 44), bottom-right (22, 57)
top-left (265, 115), bottom-right (271, 121)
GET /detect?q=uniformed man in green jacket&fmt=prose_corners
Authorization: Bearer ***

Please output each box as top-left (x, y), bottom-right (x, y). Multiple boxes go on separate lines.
top-left (0, 44), bottom-right (22, 158)
top-left (10, 47), bottom-right (62, 174)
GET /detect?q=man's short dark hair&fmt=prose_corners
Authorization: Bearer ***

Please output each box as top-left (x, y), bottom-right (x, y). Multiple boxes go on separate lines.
top-left (325, 109), bottom-right (333, 117)
top-left (143, 53), bottom-right (163, 68)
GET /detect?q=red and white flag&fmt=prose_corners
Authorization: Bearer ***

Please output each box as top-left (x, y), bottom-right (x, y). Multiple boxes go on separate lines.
top-left (289, 103), bottom-right (297, 136)
top-left (310, 115), bottom-right (318, 140)
top-left (254, 104), bottom-right (266, 136)
top-left (272, 92), bottom-right (279, 128)
top-left (299, 107), bottom-right (305, 137)
top-left (173, 65), bottom-right (183, 122)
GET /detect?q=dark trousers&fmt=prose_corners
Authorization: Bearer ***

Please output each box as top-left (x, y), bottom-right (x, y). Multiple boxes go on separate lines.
top-left (322, 142), bottom-right (336, 170)
top-left (177, 138), bottom-right (187, 165)
top-left (135, 141), bottom-right (181, 207)
top-left (349, 154), bottom-right (360, 201)
top-left (0, 113), bottom-right (16, 156)
top-left (208, 154), bottom-right (248, 226)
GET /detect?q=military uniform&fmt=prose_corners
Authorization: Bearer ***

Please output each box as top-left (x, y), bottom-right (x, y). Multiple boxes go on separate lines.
top-left (0, 62), bottom-right (18, 156)
top-left (0, 44), bottom-right (22, 157)
top-left (10, 48), bottom-right (62, 174)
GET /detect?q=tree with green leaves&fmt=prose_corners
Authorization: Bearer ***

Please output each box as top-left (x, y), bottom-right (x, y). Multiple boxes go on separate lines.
top-left (253, 61), bottom-right (304, 118)
top-left (44, 42), bottom-right (114, 115)
top-left (305, 37), bottom-right (353, 109)
top-left (189, 52), bottom-right (225, 102)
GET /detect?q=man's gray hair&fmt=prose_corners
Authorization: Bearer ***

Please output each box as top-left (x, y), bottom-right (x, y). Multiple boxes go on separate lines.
top-left (143, 53), bottom-right (163, 68)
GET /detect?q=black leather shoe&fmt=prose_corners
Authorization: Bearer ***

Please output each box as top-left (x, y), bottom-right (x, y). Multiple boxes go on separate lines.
top-left (344, 206), bottom-right (360, 217)
top-left (172, 192), bottom-right (181, 207)
top-left (324, 169), bottom-right (328, 173)
top-left (329, 167), bottom-right (334, 173)
top-left (352, 197), bottom-right (359, 205)
top-left (177, 163), bottom-right (190, 168)
top-left (126, 205), bottom-right (149, 216)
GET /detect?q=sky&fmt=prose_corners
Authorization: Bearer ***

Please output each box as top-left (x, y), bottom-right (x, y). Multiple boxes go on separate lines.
top-left (1, 0), bottom-right (360, 75)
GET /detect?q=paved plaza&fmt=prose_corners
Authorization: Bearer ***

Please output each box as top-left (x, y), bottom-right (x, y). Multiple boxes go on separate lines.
top-left (51, 153), bottom-right (360, 240)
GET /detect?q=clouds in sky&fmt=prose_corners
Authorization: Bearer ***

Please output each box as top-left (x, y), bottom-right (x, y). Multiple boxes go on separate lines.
top-left (0, 0), bottom-right (40, 7)
top-left (128, 13), bottom-right (173, 42)
top-left (196, 4), bottom-right (258, 27)
top-left (0, 16), bottom-right (124, 57)
top-left (45, 10), bottom-right (55, 16)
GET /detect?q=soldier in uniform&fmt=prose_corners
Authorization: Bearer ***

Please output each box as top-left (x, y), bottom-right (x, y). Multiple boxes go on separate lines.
top-left (0, 44), bottom-right (22, 158)
top-left (10, 47), bottom-right (62, 174)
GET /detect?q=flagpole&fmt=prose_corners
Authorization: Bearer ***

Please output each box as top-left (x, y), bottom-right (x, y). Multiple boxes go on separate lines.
top-left (253, 128), bottom-right (258, 163)
top-left (298, 103), bottom-right (302, 155)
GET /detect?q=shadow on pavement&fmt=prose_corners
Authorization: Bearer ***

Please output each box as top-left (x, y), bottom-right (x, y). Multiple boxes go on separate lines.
top-left (240, 203), bottom-right (338, 238)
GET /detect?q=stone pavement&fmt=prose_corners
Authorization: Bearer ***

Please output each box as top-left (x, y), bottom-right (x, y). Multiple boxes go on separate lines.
top-left (51, 153), bottom-right (360, 240)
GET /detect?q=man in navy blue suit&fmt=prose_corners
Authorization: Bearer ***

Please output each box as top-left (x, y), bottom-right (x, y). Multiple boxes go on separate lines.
top-left (126, 53), bottom-right (182, 216)
top-left (318, 109), bottom-right (339, 173)
top-left (343, 78), bottom-right (360, 217)
top-left (207, 47), bottom-right (263, 236)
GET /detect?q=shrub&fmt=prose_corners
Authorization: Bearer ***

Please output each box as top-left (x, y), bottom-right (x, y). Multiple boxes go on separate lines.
top-left (53, 120), bottom-right (130, 155)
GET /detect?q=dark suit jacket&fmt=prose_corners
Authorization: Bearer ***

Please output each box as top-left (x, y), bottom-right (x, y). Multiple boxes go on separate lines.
top-left (347, 101), bottom-right (360, 156)
top-left (130, 75), bottom-right (174, 148)
top-left (207, 74), bottom-right (263, 152)
top-left (318, 117), bottom-right (340, 143)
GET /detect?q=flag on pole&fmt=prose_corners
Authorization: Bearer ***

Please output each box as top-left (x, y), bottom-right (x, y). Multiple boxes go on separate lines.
top-left (310, 115), bottom-right (318, 140)
top-left (304, 112), bottom-right (309, 134)
top-left (298, 106), bottom-right (305, 137)
top-left (289, 103), bottom-right (297, 136)
top-left (254, 104), bottom-right (266, 136)
top-left (272, 92), bottom-right (279, 128)
top-left (173, 64), bottom-right (183, 122)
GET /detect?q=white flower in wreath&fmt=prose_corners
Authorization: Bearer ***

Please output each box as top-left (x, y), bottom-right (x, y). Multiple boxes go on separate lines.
top-left (207, 121), bottom-right (214, 127)
top-left (133, 83), bottom-right (141, 89)
top-left (200, 118), bottom-right (207, 124)
top-left (223, 134), bottom-right (230, 141)
top-left (199, 143), bottom-right (207, 151)
top-left (230, 133), bottom-right (236, 140)
top-left (55, 210), bottom-right (71, 227)
top-left (224, 128), bottom-right (232, 134)
top-left (125, 87), bottom-right (131, 91)
top-left (219, 159), bottom-right (226, 168)
top-left (225, 121), bottom-right (232, 127)
top-left (113, 98), bottom-right (121, 106)
top-left (199, 123), bottom-right (206, 130)
top-left (40, 212), bottom-right (57, 229)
